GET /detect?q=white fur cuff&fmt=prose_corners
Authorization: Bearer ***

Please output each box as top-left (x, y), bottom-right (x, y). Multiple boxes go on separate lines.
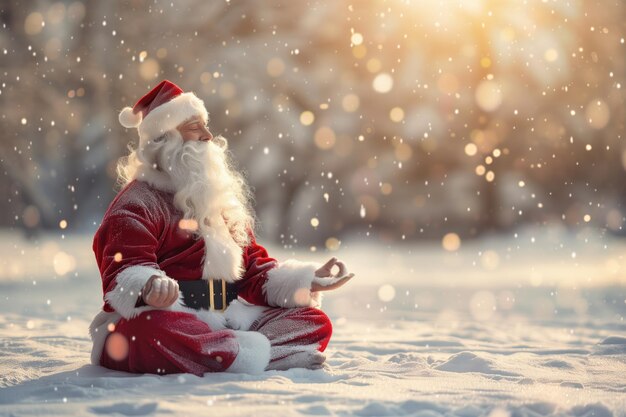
top-left (225, 331), bottom-right (271, 374)
top-left (263, 260), bottom-right (323, 308)
top-left (104, 265), bottom-right (166, 319)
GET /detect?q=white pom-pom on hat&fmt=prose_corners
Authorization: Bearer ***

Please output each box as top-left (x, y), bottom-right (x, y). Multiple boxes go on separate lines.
top-left (119, 107), bottom-right (143, 128)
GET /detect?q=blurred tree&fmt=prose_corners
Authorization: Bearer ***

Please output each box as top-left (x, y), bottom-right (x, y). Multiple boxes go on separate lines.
top-left (0, 0), bottom-right (623, 245)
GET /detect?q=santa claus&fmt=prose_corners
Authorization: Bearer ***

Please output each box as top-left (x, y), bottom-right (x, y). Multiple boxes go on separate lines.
top-left (89, 80), bottom-right (354, 375)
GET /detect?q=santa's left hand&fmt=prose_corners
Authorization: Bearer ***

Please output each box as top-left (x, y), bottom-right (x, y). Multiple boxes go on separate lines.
top-left (311, 257), bottom-right (355, 292)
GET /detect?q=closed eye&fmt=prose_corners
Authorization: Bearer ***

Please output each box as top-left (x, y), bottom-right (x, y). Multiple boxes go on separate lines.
top-left (184, 121), bottom-right (209, 131)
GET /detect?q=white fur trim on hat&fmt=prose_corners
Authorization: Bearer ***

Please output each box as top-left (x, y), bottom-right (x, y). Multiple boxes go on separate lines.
top-left (119, 107), bottom-right (143, 128)
top-left (137, 92), bottom-right (208, 143)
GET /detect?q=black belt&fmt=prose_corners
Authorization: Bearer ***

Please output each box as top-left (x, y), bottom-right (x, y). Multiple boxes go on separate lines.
top-left (178, 279), bottom-right (238, 311)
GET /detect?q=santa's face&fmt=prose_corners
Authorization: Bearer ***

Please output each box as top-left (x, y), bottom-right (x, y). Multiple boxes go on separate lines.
top-left (176, 115), bottom-right (214, 143)
top-left (151, 123), bottom-right (253, 246)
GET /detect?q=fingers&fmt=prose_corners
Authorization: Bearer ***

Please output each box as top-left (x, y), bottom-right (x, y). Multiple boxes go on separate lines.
top-left (333, 261), bottom-right (347, 277)
top-left (311, 272), bottom-right (355, 292)
top-left (161, 279), bottom-right (174, 307)
top-left (315, 257), bottom-right (337, 277)
top-left (143, 280), bottom-right (157, 306)
top-left (147, 278), bottom-right (161, 305)
top-left (153, 278), bottom-right (168, 305)
top-left (160, 278), bottom-right (178, 307)
top-left (321, 257), bottom-right (337, 269)
top-left (142, 275), bottom-right (157, 300)
top-left (312, 271), bottom-right (354, 287)
top-left (334, 273), bottom-right (353, 285)
top-left (170, 280), bottom-right (180, 305)
top-left (144, 276), bottom-right (179, 307)
top-left (166, 279), bottom-right (180, 306)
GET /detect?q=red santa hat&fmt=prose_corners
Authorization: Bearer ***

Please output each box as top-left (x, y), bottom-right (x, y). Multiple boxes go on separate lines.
top-left (118, 80), bottom-right (208, 143)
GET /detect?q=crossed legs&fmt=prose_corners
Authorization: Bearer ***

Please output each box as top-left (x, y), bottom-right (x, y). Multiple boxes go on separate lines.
top-left (100, 307), bottom-right (332, 375)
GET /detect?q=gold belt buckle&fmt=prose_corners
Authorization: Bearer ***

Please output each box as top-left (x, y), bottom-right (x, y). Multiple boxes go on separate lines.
top-left (208, 279), bottom-right (227, 311)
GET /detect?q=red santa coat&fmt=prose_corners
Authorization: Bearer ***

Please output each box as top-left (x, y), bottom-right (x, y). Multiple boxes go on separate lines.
top-left (89, 179), bottom-right (327, 375)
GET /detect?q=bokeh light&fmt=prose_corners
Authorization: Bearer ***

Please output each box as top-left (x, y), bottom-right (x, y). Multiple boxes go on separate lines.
top-left (372, 73), bottom-right (393, 93)
top-left (266, 57), bottom-right (285, 77)
top-left (475, 80), bottom-right (502, 112)
top-left (53, 251), bottom-right (76, 276)
top-left (314, 127), bottom-right (336, 150)
top-left (105, 332), bottom-right (129, 362)
top-left (342, 94), bottom-right (360, 112)
top-left (179, 219), bottom-right (199, 232)
top-left (24, 12), bottom-right (44, 35)
top-left (300, 111), bottom-right (315, 126)
top-left (378, 284), bottom-right (396, 302)
top-left (442, 233), bottom-right (461, 251)
top-left (325, 237), bottom-right (341, 251)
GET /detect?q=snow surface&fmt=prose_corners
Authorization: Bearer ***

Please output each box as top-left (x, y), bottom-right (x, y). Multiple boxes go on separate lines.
top-left (1, 227), bottom-right (625, 416)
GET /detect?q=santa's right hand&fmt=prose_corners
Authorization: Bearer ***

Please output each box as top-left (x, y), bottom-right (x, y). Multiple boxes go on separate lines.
top-left (142, 275), bottom-right (180, 308)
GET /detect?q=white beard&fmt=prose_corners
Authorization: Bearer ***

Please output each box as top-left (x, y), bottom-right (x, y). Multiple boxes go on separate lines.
top-left (155, 132), bottom-right (255, 282)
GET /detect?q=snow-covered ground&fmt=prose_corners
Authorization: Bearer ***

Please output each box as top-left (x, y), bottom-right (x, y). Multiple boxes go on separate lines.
top-left (1, 227), bottom-right (625, 416)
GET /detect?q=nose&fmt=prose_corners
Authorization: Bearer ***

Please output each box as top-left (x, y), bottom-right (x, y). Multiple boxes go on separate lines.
top-left (201, 125), bottom-right (213, 141)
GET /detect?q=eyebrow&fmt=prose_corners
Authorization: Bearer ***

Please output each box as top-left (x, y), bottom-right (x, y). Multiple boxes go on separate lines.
top-left (184, 120), bottom-right (203, 129)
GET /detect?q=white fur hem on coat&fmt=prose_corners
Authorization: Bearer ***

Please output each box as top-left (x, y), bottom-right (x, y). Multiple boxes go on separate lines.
top-left (89, 310), bottom-right (122, 365)
top-left (262, 259), bottom-right (323, 308)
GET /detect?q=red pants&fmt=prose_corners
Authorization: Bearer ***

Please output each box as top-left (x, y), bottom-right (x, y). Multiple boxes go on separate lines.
top-left (100, 307), bottom-right (332, 376)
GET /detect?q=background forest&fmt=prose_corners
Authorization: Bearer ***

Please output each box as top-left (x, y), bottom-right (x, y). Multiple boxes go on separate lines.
top-left (0, 0), bottom-right (624, 248)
